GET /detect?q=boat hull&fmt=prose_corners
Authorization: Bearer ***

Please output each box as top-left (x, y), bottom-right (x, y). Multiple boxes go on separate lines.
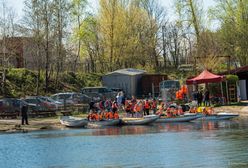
top-left (199, 113), bottom-right (239, 121)
top-left (156, 114), bottom-right (200, 123)
top-left (87, 119), bottom-right (121, 127)
top-left (60, 116), bottom-right (88, 127)
top-left (121, 115), bottom-right (159, 125)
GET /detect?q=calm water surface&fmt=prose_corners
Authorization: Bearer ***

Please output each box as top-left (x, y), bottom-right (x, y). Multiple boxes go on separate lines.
top-left (1, 120), bottom-right (248, 168)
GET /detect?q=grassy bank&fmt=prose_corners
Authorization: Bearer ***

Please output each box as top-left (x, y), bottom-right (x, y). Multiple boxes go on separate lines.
top-left (2, 68), bottom-right (103, 97)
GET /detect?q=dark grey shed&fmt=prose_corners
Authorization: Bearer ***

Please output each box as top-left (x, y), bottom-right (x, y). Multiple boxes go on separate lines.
top-left (102, 68), bottom-right (146, 98)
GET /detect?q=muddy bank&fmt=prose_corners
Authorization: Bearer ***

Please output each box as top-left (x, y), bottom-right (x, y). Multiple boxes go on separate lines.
top-left (0, 117), bottom-right (63, 133)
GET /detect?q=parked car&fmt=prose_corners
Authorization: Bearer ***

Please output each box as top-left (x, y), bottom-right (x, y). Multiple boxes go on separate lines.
top-left (24, 96), bottom-right (56, 111)
top-left (38, 96), bottom-right (63, 110)
top-left (50, 92), bottom-right (91, 105)
top-left (81, 87), bottom-right (117, 99)
top-left (0, 98), bottom-right (21, 114)
top-left (0, 98), bottom-right (37, 115)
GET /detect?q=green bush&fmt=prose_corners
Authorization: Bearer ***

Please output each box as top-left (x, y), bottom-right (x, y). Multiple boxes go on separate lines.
top-left (226, 75), bottom-right (239, 83)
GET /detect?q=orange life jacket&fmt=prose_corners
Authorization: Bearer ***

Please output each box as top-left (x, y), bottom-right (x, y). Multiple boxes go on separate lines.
top-left (207, 108), bottom-right (213, 115)
top-left (125, 104), bottom-right (131, 111)
top-left (112, 103), bottom-right (118, 109)
top-left (108, 112), bottom-right (113, 119)
top-left (152, 101), bottom-right (157, 109)
top-left (178, 108), bottom-right (183, 115)
top-left (114, 112), bottom-right (119, 119)
top-left (88, 113), bottom-right (93, 120)
top-left (91, 113), bottom-right (96, 120)
top-left (144, 101), bottom-right (150, 109)
top-left (103, 112), bottom-right (108, 119)
top-left (99, 113), bottom-right (103, 120)
top-left (95, 114), bottom-right (99, 121)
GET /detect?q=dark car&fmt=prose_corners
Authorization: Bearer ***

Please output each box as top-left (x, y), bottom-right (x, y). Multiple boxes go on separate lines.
top-left (0, 98), bottom-right (21, 114)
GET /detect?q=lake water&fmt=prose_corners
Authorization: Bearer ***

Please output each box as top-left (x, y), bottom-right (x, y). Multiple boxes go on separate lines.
top-left (1, 120), bottom-right (248, 168)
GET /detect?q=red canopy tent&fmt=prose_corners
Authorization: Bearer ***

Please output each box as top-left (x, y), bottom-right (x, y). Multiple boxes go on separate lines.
top-left (186, 69), bottom-right (227, 104)
top-left (186, 69), bottom-right (225, 85)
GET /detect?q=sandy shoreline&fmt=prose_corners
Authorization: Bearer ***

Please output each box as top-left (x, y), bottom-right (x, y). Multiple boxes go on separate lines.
top-left (0, 117), bottom-right (63, 133)
top-left (0, 105), bottom-right (247, 134)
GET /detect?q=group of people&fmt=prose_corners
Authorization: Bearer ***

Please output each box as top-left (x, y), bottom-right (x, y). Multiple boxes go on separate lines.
top-left (124, 96), bottom-right (157, 117)
top-left (155, 103), bottom-right (184, 117)
top-left (88, 95), bottom-right (159, 120)
top-left (88, 88), bottom-right (214, 121)
top-left (193, 89), bottom-right (210, 107)
top-left (88, 98), bottom-right (120, 121)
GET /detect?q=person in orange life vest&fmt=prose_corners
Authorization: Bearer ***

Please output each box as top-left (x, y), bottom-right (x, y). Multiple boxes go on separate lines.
top-left (206, 107), bottom-right (214, 115)
top-left (178, 106), bottom-right (184, 115)
top-left (189, 107), bottom-right (196, 113)
top-left (94, 112), bottom-right (99, 121)
top-left (93, 111), bottom-right (100, 121)
top-left (152, 98), bottom-right (157, 114)
top-left (130, 96), bottom-right (137, 115)
top-left (104, 111), bottom-right (109, 120)
top-left (144, 99), bottom-right (150, 116)
top-left (166, 107), bottom-right (172, 118)
top-left (156, 102), bottom-right (165, 116)
top-left (172, 107), bottom-right (178, 116)
top-left (99, 111), bottom-right (104, 121)
top-left (114, 111), bottom-right (119, 119)
top-left (108, 111), bottom-right (114, 119)
top-left (134, 101), bottom-right (143, 118)
top-left (87, 112), bottom-right (93, 121)
top-left (202, 107), bottom-right (207, 115)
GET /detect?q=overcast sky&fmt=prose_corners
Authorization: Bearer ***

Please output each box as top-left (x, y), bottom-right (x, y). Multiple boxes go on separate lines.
top-left (4, 0), bottom-right (217, 30)
top-left (6, 0), bottom-right (216, 18)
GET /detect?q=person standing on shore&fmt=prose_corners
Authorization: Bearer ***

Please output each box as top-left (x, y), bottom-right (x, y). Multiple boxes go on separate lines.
top-left (21, 103), bottom-right (29, 125)
top-left (197, 91), bottom-right (203, 107)
top-left (204, 90), bottom-right (210, 106)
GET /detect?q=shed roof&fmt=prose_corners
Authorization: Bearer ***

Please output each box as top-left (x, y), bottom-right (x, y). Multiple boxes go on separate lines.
top-left (106, 68), bottom-right (146, 76)
top-left (220, 65), bottom-right (248, 75)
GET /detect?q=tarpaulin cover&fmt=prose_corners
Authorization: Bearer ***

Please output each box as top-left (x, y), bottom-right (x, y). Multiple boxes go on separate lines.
top-left (186, 70), bottom-right (225, 85)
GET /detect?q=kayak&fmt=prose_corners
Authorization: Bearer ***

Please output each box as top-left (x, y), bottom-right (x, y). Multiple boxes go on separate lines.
top-left (198, 112), bottom-right (239, 121)
top-left (87, 119), bottom-right (121, 127)
top-left (156, 113), bottom-right (201, 123)
top-left (121, 115), bottom-right (159, 125)
top-left (60, 116), bottom-right (88, 127)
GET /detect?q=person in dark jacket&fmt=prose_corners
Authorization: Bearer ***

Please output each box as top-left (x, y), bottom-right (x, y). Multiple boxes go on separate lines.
top-left (204, 90), bottom-right (210, 106)
top-left (21, 103), bottom-right (29, 125)
top-left (197, 91), bottom-right (203, 107)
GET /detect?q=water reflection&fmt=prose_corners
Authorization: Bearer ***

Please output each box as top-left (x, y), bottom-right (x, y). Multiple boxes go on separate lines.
top-left (30, 121), bottom-right (242, 139)
top-left (1, 120), bottom-right (248, 168)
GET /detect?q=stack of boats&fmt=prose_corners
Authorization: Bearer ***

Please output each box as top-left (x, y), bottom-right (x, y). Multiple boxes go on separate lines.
top-left (60, 112), bottom-right (239, 128)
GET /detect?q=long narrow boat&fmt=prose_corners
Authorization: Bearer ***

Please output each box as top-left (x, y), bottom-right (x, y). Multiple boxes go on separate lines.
top-left (155, 114), bottom-right (201, 123)
top-left (199, 112), bottom-right (239, 121)
top-left (121, 115), bottom-right (159, 125)
top-left (87, 119), bottom-right (121, 128)
top-left (60, 116), bottom-right (88, 127)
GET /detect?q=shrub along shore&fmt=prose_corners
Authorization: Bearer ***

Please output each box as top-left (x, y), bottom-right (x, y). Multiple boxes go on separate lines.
top-left (1, 68), bottom-right (102, 98)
